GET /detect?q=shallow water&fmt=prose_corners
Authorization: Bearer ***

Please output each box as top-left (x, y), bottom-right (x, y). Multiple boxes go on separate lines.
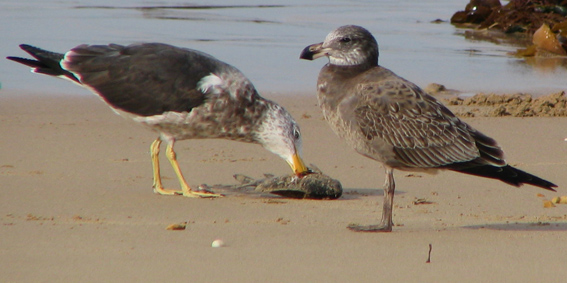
top-left (1, 0), bottom-right (566, 96)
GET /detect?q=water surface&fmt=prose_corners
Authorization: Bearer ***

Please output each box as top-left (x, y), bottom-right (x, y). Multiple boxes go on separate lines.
top-left (2, 0), bottom-right (566, 96)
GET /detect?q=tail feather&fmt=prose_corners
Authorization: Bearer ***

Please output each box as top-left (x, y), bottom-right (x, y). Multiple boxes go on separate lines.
top-left (6, 44), bottom-right (80, 83)
top-left (452, 164), bottom-right (557, 191)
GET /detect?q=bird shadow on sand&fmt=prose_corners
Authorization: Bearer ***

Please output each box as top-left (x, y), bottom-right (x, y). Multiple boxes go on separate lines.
top-left (463, 222), bottom-right (567, 231)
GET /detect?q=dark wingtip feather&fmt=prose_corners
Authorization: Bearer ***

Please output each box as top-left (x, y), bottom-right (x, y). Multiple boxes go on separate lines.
top-left (505, 166), bottom-right (557, 191)
top-left (453, 164), bottom-right (557, 192)
top-left (8, 44), bottom-right (81, 83)
top-left (18, 44), bottom-right (57, 60)
top-left (6, 56), bottom-right (45, 68)
top-left (19, 44), bottom-right (34, 51)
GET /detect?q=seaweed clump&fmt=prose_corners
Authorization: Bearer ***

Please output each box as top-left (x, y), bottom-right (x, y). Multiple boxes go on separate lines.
top-left (451, 0), bottom-right (567, 55)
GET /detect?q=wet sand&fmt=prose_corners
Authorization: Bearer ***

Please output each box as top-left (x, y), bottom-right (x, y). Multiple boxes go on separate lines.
top-left (1, 90), bottom-right (567, 282)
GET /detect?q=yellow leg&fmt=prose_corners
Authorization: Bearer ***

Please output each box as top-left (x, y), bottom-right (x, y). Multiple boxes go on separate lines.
top-left (151, 138), bottom-right (183, 195)
top-left (165, 142), bottom-right (223, 198)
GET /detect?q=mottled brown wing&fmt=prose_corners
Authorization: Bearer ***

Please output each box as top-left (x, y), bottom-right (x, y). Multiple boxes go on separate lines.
top-left (62, 43), bottom-right (220, 116)
top-left (353, 79), bottom-right (483, 168)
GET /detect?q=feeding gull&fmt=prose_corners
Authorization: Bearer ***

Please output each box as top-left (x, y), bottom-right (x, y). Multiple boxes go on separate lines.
top-left (300, 25), bottom-right (557, 232)
top-left (8, 43), bottom-right (309, 197)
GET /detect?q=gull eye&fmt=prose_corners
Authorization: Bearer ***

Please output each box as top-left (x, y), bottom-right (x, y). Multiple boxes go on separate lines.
top-left (293, 128), bottom-right (301, 140)
top-left (340, 37), bottom-right (351, 43)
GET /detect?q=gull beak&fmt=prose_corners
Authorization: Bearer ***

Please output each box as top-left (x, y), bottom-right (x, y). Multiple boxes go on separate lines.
top-left (299, 42), bottom-right (329, 61)
top-left (288, 153), bottom-right (310, 176)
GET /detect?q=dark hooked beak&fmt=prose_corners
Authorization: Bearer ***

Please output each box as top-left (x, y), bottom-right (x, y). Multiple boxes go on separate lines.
top-left (299, 42), bottom-right (328, 61)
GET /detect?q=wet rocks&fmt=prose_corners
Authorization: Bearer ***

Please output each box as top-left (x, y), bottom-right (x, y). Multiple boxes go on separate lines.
top-left (451, 0), bottom-right (567, 56)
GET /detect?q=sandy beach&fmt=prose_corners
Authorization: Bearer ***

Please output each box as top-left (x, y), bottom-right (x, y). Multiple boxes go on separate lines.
top-left (1, 89), bottom-right (567, 282)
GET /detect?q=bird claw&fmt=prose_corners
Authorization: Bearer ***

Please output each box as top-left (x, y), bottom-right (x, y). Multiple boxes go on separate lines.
top-left (153, 187), bottom-right (183, 196)
top-left (153, 185), bottom-right (224, 198)
top-left (194, 184), bottom-right (225, 197)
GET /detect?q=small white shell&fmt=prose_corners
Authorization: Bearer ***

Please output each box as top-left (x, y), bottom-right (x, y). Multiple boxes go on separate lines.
top-left (211, 239), bottom-right (224, 248)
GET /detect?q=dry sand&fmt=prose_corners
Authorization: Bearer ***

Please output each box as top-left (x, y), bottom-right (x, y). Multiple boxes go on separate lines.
top-left (442, 91), bottom-right (567, 117)
top-left (1, 90), bottom-right (567, 282)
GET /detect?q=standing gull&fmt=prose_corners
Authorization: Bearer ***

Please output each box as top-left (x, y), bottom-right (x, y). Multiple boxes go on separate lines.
top-left (8, 43), bottom-right (309, 197)
top-left (300, 25), bottom-right (557, 232)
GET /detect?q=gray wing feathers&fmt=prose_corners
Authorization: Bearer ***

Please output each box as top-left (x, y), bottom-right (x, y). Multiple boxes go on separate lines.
top-left (353, 79), bottom-right (501, 168)
top-left (62, 43), bottom-right (216, 116)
